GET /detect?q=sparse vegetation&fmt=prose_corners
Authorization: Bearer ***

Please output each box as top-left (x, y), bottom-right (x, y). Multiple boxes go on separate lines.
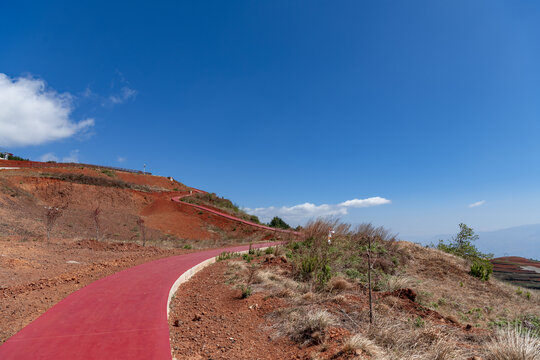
top-left (216, 218), bottom-right (539, 359)
top-left (436, 223), bottom-right (495, 282)
top-left (275, 308), bottom-right (336, 345)
top-left (181, 192), bottom-right (261, 224)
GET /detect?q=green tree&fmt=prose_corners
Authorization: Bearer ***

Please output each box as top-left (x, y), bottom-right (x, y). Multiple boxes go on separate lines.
top-left (436, 223), bottom-right (493, 260)
top-left (436, 223), bottom-right (494, 281)
top-left (269, 216), bottom-right (291, 229)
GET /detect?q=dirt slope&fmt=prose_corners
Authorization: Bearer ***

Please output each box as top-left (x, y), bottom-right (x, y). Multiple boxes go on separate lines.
top-left (0, 160), bottom-right (287, 246)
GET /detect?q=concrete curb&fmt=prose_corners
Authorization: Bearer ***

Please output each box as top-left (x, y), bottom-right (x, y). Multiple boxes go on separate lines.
top-left (166, 246), bottom-right (271, 318)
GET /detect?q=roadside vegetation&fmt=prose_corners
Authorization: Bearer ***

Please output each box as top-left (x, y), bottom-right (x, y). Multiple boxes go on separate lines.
top-left (220, 219), bottom-right (540, 359)
top-left (181, 192), bottom-right (262, 224)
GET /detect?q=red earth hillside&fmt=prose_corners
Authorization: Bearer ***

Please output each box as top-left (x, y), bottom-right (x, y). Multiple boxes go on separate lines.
top-left (0, 159), bottom-right (295, 246)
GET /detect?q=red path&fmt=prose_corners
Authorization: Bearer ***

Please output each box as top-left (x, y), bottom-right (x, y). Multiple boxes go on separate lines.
top-left (171, 195), bottom-right (301, 236)
top-left (0, 242), bottom-right (275, 359)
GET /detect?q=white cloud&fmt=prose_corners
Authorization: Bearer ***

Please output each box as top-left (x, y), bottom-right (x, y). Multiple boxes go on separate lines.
top-left (39, 150), bottom-right (80, 163)
top-left (339, 197), bottom-right (391, 208)
top-left (0, 73), bottom-right (94, 147)
top-left (109, 86), bottom-right (137, 104)
top-left (244, 196), bottom-right (391, 225)
top-left (117, 156), bottom-right (126, 163)
top-left (468, 200), bottom-right (486, 208)
top-left (39, 152), bottom-right (59, 162)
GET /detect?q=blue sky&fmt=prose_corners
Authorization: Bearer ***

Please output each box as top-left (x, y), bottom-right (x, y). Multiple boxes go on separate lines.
top-left (1, 1), bottom-right (540, 239)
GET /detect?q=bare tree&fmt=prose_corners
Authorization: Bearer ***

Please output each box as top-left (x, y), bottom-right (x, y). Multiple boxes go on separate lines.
top-left (367, 235), bottom-right (374, 325)
top-left (92, 206), bottom-right (102, 241)
top-left (137, 217), bottom-right (147, 246)
top-left (43, 181), bottom-right (72, 242)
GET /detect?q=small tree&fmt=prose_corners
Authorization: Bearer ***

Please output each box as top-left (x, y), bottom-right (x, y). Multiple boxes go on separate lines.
top-left (367, 235), bottom-right (374, 324)
top-left (269, 216), bottom-right (291, 229)
top-left (436, 223), bottom-right (492, 260)
top-left (92, 206), bottom-right (102, 241)
top-left (137, 217), bottom-right (147, 246)
top-left (436, 223), bottom-right (494, 281)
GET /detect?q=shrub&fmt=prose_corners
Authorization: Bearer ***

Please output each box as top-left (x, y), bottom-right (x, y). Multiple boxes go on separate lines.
top-left (269, 216), bottom-right (291, 229)
top-left (317, 264), bottom-right (332, 287)
top-left (301, 256), bottom-right (317, 279)
top-left (470, 259), bottom-right (493, 281)
top-left (241, 285), bottom-right (252, 298)
top-left (265, 247), bottom-right (274, 255)
top-left (242, 254), bottom-right (253, 263)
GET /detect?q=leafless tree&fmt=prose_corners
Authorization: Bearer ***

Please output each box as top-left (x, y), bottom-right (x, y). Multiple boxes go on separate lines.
top-left (137, 217), bottom-right (147, 246)
top-left (92, 206), bottom-right (102, 240)
top-left (367, 235), bottom-right (374, 325)
top-left (43, 181), bottom-right (72, 242)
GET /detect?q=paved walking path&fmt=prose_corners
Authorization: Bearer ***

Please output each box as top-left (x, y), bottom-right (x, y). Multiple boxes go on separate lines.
top-left (0, 242), bottom-right (275, 359)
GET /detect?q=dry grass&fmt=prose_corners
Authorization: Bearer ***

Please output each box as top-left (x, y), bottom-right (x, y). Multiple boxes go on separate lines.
top-left (274, 308), bottom-right (336, 345)
top-left (365, 316), bottom-right (470, 360)
top-left (380, 273), bottom-right (416, 292)
top-left (485, 326), bottom-right (540, 360)
top-left (328, 277), bottom-right (353, 292)
top-left (342, 333), bottom-right (386, 358)
top-left (400, 242), bottom-right (540, 329)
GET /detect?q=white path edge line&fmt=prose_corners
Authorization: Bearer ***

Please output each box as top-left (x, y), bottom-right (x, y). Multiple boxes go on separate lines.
top-left (166, 247), bottom-right (270, 318)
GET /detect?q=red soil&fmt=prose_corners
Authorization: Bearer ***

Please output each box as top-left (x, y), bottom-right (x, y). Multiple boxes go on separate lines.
top-left (0, 163), bottom-right (289, 244)
top-left (168, 261), bottom-right (302, 360)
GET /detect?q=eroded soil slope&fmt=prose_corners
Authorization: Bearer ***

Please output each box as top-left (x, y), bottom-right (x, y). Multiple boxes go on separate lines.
top-left (0, 163), bottom-right (283, 245)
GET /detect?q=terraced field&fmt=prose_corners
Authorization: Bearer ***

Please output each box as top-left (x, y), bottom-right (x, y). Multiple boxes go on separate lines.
top-left (491, 256), bottom-right (540, 289)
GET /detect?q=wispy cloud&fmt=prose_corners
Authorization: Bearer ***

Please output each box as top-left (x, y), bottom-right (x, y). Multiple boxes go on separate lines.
top-left (39, 152), bottom-right (59, 162)
top-left (244, 197), bottom-right (391, 225)
top-left (109, 86), bottom-right (137, 104)
top-left (117, 156), bottom-right (126, 163)
top-left (39, 150), bottom-right (80, 163)
top-left (0, 73), bottom-right (94, 147)
top-left (468, 200), bottom-right (486, 208)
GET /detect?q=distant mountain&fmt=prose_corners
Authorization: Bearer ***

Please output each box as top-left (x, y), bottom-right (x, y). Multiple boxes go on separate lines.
top-left (476, 224), bottom-right (540, 260)
top-left (403, 223), bottom-right (540, 260)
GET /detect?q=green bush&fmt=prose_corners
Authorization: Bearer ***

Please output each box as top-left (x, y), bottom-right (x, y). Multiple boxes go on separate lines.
top-left (470, 259), bottom-right (493, 281)
top-left (241, 285), bottom-right (252, 298)
top-left (301, 256), bottom-right (317, 279)
top-left (317, 264), bottom-right (332, 287)
top-left (242, 254), bottom-right (253, 263)
top-left (265, 247), bottom-right (274, 255)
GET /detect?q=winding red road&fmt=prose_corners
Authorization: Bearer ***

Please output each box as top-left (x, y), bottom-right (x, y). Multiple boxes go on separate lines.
top-left (0, 242), bottom-right (276, 359)
top-left (0, 162), bottom-right (300, 358)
